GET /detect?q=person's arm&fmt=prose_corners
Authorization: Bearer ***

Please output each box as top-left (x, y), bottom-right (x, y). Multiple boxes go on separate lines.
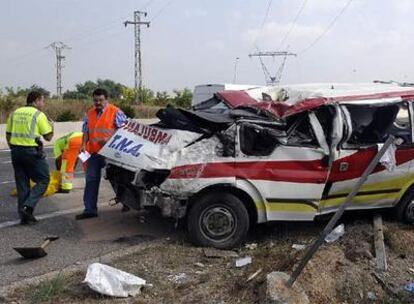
top-left (5, 133), bottom-right (11, 148)
top-left (43, 132), bottom-right (53, 141)
top-left (81, 114), bottom-right (88, 152)
top-left (38, 112), bottom-right (53, 141)
top-left (55, 156), bottom-right (62, 171)
top-left (5, 114), bottom-right (12, 148)
top-left (115, 109), bottom-right (128, 129)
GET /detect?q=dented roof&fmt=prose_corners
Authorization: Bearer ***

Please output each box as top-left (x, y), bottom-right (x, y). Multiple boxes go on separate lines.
top-left (216, 83), bottom-right (414, 118)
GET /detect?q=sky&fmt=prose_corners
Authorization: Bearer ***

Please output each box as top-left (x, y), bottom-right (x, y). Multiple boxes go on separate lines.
top-left (1, 0), bottom-right (414, 95)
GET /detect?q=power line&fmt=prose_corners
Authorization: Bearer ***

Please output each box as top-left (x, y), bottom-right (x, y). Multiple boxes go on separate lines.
top-left (4, 2), bottom-right (156, 65)
top-left (150, 0), bottom-right (175, 22)
top-left (300, 0), bottom-right (354, 54)
top-left (252, 0), bottom-right (273, 50)
top-left (278, 0), bottom-right (308, 49)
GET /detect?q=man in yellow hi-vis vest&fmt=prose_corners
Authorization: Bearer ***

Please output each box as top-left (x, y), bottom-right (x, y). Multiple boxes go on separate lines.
top-left (6, 91), bottom-right (53, 224)
top-left (53, 131), bottom-right (83, 193)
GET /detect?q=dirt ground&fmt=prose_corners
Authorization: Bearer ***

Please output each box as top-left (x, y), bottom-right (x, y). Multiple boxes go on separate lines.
top-left (4, 215), bottom-right (414, 304)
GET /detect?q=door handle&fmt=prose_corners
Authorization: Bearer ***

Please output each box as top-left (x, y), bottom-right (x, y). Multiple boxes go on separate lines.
top-left (339, 162), bottom-right (349, 172)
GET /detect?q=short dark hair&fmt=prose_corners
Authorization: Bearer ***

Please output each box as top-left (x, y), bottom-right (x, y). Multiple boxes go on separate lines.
top-left (26, 91), bottom-right (42, 105)
top-left (92, 88), bottom-right (108, 98)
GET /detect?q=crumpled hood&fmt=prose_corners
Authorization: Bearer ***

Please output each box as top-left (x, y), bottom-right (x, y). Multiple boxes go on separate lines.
top-left (99, 120), bottom-right (203, 172)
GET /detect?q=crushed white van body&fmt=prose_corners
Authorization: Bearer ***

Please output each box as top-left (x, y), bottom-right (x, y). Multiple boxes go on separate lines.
top-left (101, 83), bottom-right (414, 248)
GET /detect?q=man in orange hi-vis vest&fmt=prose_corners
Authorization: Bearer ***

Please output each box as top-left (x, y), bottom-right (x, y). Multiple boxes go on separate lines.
top-left (75, 88), bottom-right (127, 220)
top-left (53, 131), bottom-right (83, 193)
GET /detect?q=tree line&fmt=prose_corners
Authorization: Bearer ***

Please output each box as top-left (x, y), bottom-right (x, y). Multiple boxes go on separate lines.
top-left (1, 79), bottom-right (192, 108)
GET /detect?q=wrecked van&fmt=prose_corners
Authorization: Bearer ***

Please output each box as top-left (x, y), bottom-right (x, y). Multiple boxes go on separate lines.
top-left (101, 83), bottom-right (414, 249)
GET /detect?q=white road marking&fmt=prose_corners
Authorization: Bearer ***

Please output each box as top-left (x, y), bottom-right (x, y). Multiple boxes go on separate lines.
top-left (0, 180), bottom-right (14, 185)
top-left (0, 206), bottom-right (86, 229)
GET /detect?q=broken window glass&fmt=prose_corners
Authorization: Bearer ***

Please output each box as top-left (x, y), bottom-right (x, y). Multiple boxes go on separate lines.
top-left (239, 123), bottom-right (285, 156)
top-left (389, 103), bottom-right (411, 144)
top-left (345, 103), bottom-right (406, 146)
top-left (285, 113), bottom-right (318, 147)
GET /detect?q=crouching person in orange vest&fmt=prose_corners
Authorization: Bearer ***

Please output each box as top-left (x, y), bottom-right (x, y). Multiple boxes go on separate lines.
top-left (53, 131), bottom-right (83, 193)
top-left (75, 88), bottom-right (127, 220)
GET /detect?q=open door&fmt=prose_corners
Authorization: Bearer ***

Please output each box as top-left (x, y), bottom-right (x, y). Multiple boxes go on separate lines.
top-left (320, 101), bottom-right (414, 213)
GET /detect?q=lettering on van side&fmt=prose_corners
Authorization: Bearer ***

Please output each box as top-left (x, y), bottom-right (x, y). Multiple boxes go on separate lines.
top-left (108, 135), bottom-right (143, 157)
top-left (123, 122), bottom-right (172, 145)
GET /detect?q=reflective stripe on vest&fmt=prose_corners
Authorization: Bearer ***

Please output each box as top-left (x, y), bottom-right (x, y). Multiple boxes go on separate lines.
top-left (10, 110), bottom-right (41, 139)
top-left (9, 109), bottom-right (42, 147)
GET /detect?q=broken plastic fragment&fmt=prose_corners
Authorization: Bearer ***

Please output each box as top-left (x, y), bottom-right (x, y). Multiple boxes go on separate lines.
top-left (325, 224), bottom-right (345, 243)
top-left (236, 256), bottom-right (252, 267)
top-left (292, 244), bottom-right (306, 250)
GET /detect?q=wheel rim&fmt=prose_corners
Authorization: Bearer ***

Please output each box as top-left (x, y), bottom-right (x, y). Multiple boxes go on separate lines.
top-left (406, 200), bottom-right (414, 221)
top-left (199, 205), bottom-right (236, 243)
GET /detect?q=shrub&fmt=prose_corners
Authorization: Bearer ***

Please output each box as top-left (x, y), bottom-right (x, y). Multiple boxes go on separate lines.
top-left (56, 110), bottom-right (77, 122)
top-left (118, 103), bottom-right (136, 118)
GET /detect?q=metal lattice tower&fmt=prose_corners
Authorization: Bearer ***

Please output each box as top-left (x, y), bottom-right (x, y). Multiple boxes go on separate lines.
top-left (48, 41), bottom-right (71, 99)
top-left (124, 11), bottom-right (150, 103)
top-left (248, 51), bottom-right (296, 85)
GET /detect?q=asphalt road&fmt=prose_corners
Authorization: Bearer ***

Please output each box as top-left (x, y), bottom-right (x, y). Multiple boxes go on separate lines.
top-left (0, 147), bottom-right (175, 287)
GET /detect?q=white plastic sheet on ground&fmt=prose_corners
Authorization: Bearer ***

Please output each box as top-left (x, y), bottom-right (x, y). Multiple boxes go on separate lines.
top-left (83, 263), bottom-right (146, 298)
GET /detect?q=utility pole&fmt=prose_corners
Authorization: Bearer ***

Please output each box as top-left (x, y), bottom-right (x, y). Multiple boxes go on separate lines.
top-left (233, 57), bottom-right (240, 83)
top-left (248, 51), bottom-right (296, 85)
top-left (48, 41), bottom-right (70, 99)
top-left (124, 11), bottom-right (150, 104)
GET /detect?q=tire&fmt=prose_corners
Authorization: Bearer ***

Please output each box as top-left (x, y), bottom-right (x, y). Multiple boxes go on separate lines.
top-left (187, 192), bottom-right (250, 249)
top-left (396, 187), bottom-right (414, 223)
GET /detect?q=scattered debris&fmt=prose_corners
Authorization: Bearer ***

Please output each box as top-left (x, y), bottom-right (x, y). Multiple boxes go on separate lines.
top-left (235, 256), bottom-right (252, 268)
top-left (83, 263), bottom-right (146, 297)
top-left (194, 262), bottom-right (205, 268)
top-left (203, 248), bottom-right (238, 258)
top-left (246, 268), bottom-right (262, 282)
top-left (367, 291), bottom-right (377, 301)
top-left (408, 268), bottom-right (414, 274)
top-left (13, 235), bottom-right (59, 259)
top-left (404, 283), bottom-right (414, 293)
top-left (266, 271), bottom-right (309, 304)
top-left (167, 273), bottom-right (188, 284)
top-left (292, 244), bottom-right (306, 251)
top-left (325, 224), bottom-right (345, 243)
top-left (245, 243), bottom-right (258, 250)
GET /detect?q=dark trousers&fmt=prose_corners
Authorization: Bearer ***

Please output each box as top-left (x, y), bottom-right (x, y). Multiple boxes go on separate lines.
top-left (11, 147), bottom-right (50, 217)
top-left (83, 154), bottom-right (106, 215)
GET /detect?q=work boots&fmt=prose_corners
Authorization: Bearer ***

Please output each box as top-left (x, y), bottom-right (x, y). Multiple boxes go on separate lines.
top-left (20, 206), bottom-right (37, 225)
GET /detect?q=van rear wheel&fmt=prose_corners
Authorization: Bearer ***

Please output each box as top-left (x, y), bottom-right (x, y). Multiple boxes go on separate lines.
top-left (187, 192), bottom-right (249, 249)
top-left (396, 188), bottom-right (414, 223)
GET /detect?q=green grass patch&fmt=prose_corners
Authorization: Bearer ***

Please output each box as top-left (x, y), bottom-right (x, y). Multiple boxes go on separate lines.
top-left (28, 272), bottom-right (68, 304)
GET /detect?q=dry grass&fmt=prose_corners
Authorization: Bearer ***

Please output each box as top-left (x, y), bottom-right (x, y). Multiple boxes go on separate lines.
top-left (133, 105), bottom-right (162, 119)
top-left (0, 99), bottom-right (161, 123)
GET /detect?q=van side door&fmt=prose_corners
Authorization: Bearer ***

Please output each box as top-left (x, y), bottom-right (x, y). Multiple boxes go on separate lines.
top-left (235, 110), bottom-right (331, 221)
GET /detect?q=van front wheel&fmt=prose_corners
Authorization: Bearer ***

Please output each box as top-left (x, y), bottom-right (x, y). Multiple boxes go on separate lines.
top-left (187, 192), bottom-right (249, 249)
top-left (396, 188), bottom-right (414, 223)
